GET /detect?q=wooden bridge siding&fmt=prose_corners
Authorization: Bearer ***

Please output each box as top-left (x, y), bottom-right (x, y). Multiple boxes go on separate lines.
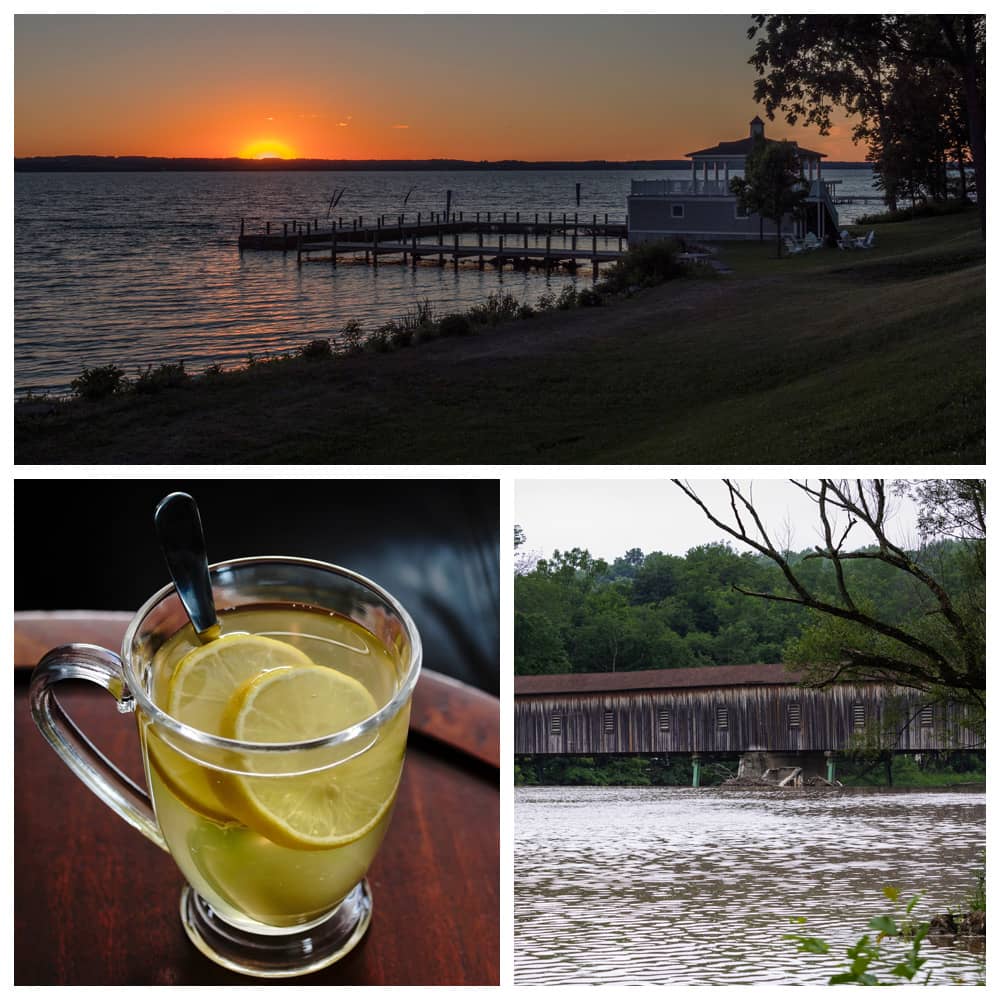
top-left (513, 685), bottom-right (974, 755)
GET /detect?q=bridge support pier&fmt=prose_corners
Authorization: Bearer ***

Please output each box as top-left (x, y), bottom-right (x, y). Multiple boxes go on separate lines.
top-left (738, 750), bottom-right (831, 785)
top-left (691, 753), bottom-right (701, 788)
top-left (825, 750), bottom-right (836, 783)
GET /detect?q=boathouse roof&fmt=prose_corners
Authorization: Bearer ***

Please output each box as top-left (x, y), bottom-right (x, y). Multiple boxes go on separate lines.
top-left (515, 663), bottom-right (805, 696)
top-left (686, 117), bottom-right (826, 161)
top-left (686, 137), bottom-right (826, 160)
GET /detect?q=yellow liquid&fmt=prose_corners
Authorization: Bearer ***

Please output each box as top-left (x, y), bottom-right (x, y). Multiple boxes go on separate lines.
top-left (139, 606), bottom-right (409, 929)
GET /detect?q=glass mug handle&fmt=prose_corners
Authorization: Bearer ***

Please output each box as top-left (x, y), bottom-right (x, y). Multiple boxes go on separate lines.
top-left (29, 643), bottom-right (168, 852)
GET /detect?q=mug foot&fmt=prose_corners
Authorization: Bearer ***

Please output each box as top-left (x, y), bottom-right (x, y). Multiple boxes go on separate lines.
top-left (180, 879), bottom-right (372, 978)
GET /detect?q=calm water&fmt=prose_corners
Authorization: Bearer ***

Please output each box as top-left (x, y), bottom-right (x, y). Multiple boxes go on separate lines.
top-left (515, 786), bottom-right (985, 986)
top-left (15, 168), bottom-right (877, 396)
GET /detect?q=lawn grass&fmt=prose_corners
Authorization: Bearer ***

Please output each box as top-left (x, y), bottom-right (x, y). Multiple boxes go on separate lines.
top-left (15, 207), bottom-right (985, 464)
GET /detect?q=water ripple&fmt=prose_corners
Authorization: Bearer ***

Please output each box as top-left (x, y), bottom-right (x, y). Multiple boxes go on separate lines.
top-left (16, 168), bottom-right (880, 395)
top-left (515, 786), bottom-right (985, 986)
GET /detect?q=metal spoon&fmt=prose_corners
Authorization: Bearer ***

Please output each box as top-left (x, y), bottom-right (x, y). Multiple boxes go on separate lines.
top-left (154, 492), bottom-right (221, 643)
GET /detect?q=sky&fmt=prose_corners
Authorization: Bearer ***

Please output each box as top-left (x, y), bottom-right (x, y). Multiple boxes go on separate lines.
top-left (515, 480), bottom-right (923, 563)
top-left (14, 14), bottom-right (865, 161)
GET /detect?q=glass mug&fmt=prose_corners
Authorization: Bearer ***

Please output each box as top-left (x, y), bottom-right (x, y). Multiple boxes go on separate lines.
top-left (30, 557), bottom-right (422, 978)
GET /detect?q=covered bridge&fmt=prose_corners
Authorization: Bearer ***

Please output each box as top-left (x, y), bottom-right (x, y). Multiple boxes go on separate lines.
top-left (514, 665), bottom-right (976, 782)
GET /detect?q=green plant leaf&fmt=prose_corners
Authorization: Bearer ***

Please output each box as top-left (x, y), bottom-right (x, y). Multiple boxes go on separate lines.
top-left (882, 885), bottom-right (900, 902)
top-left (869, 914), bottom-right (898, 936)
top-left (798, 937), bottom-right (831, 955)
top-left (829, 972), bottom-right (861, 984)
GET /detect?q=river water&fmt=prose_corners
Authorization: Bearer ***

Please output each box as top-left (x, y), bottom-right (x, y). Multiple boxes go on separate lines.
top-left (515, 786), bottom-right (985, 986)
top-left (14, 167), bottom-right (877, 396)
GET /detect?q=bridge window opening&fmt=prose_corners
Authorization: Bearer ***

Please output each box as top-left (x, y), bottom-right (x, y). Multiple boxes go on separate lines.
top-left (716, 706), bottom-right (729, 730)
top-left (920, 705), bottom-right (935, 728)
top-left (658, 708), bottom-right (671, 732)
top-left (550, 715), bottom-right (562, 736)
top-left (852, 703), bottom-right (866, 731)
top-left (671, 204), bottom-right (685, 219)
top-left (603, 710), bottom-right (615, 734)
top-left (788, 703), bottom-right (801, 728)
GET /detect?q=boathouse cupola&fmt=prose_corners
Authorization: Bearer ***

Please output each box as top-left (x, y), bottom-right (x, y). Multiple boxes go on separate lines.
top-left (750, 115), bottom-right (765, 140)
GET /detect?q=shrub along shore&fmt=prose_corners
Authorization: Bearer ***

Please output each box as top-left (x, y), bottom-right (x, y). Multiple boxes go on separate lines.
top-left (16, 207), bottom-right (984, 464)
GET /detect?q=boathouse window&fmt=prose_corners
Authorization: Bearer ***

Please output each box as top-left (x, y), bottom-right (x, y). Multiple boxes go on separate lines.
top-left (920, 705), bottom-right (935, 728)
top-left (603, 710), bottom-right (615, 733)
top-left (671, 204), bottom-right (685, 219)
top-left (658, 708), bottom-right (671, 732)
top-left (852, 703), bottom-right (866, 731)
top-left (788, 702), bottom-right (801, 728)
top-left (550, 715), bottom-right (562, 736)
top-left (735, 204), bottom-right (749, 219)
top-left (716, 706), bottom-right (729, 730)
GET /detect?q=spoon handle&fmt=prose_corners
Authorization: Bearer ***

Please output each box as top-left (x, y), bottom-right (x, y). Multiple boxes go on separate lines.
top-left (154, 492), bottom-right (220, 641)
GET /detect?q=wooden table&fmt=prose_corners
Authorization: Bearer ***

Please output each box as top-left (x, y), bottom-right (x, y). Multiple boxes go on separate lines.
top-left (14, 612), bottom-right (499, 985)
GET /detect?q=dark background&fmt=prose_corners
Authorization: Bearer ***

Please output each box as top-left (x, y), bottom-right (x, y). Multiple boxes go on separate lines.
top-left (15, 479), bottom-right (500, 696)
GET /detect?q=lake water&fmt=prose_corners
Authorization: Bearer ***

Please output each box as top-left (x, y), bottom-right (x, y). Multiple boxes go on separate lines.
top-left (515, 786), bottom-right (985, 986)
top-left (15, 167), bottom-right (878, 396)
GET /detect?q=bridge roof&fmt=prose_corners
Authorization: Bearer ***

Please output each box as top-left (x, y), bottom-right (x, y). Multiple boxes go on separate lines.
top-left (515, 664), bottom-right (804, 696)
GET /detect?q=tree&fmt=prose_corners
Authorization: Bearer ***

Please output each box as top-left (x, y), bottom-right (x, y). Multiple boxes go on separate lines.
top-left (729, 139), bottom-right (808, 257)
top-left (514, 523), bottom-right (539, 576)
top-left (673, 479), bottom-right (985, 712)
top-left (747, 15), bottom-right (985, 235)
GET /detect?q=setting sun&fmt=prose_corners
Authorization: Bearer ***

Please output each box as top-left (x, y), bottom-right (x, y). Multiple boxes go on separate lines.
top-left (239, 138), bottom-right (298, 160)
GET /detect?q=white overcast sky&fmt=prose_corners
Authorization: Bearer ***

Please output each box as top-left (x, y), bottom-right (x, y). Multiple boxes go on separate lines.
top-left (515, 479), bottom-right (923, 561)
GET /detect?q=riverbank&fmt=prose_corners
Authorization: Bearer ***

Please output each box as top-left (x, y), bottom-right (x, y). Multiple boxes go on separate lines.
top-left (16, 208), bottom-right (983, 464)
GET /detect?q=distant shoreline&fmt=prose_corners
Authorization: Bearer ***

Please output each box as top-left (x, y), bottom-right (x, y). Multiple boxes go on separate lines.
top-left (13, 155), bottom-right (875, 173)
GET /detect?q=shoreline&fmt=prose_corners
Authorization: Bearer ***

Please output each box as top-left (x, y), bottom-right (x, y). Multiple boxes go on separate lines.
top-left (16, 209), bottom-right (984, 465)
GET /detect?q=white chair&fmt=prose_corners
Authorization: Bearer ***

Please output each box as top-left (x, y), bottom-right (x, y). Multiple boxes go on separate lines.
top-left (854, 230), bottom-right (876, 249)
top-left (803, 232), bottom-right (822, 250)
top-left (783, 235), bottom-right (805, 255)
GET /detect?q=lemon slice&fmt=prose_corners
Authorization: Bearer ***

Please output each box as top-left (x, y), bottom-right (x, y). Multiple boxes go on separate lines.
top-left (150, 633), bottom-right (315, 821)
top-left (165, 633), bottom-right (314, 735)
top-left (218, 664), bottom-right (404, 850)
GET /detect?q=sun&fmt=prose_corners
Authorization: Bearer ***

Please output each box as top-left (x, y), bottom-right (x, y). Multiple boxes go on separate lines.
top-left (239, 138), bottom-right (298, 160)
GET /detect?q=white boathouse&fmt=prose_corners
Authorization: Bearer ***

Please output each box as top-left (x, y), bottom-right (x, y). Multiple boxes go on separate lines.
top-left (628, 116), bottom-right (839, 244)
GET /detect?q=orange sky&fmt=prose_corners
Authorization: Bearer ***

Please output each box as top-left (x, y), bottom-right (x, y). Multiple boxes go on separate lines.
top-left (14, 14), bottom-right (866, 161)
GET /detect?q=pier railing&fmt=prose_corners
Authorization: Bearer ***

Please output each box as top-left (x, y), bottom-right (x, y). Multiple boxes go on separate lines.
top-left (239, 210), bottom-right (628, 241)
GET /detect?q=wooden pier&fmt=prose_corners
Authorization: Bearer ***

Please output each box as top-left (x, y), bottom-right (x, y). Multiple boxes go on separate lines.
top-left (238, 211), bottom-right (629, 277)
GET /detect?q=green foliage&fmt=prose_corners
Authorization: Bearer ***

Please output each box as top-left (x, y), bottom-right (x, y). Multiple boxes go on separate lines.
top-left (133, 361), bottom-right (189, 394)
top-left (534, 289), bottom-right (557, 311)
top-left (598, 240), bottom-right (686, 294)
top-left (438, 313), bottom-right (474, 338)
top-left (786, 887), bottom-right (931, 985)
top-left (467, 290), bottom-right (522, 326)
top-left (576, 287), bottom-right (603, 307)
top-left (516, 541), bottom-right (816, 674)
top-left (366, 325), bottom-right (395, 353)
top-left (301, 338), bottom-right (333, 360)
top-left (555, 286), bottom-right (577, 310)
top-left (514, 754), bottom-right (737, 787)
top-left (339, 318), bottom-right (366, 354)
top-left (857, 200), bottom-right (974, 226)
top-left (203, 362), bottom-right (224, 377)
top-left (968, 853), bottom-right (985, 912)
top-left (70, 363), bottom-right (128, 401)
top-left (730, 139), bottom-right (809, 256)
